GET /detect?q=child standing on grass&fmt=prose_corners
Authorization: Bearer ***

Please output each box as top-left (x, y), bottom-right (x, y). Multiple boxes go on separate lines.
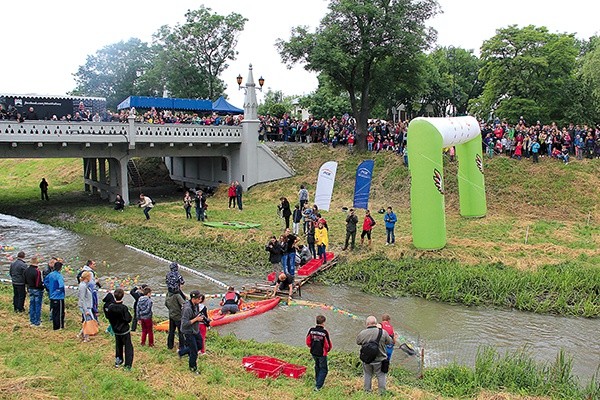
top-left (105, 288), bottom-right (134, 370)
top-left (136, 287), bottom-right (154, 347)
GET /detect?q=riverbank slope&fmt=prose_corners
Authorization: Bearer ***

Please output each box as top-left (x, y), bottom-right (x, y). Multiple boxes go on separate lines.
top-left (0, 146), bottom-right (599, 317)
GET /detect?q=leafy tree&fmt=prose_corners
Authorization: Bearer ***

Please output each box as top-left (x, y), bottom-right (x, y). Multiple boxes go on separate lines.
top-left (258, 90), bottom-right (295, 118)
top-left (579, 36), bottom-right (600, 120)
top-left (472, 25), bottom-right (579, 124)
top-left (277, 0), bottom-right (438, 150)
top-left (423, 47), bottom-right (482, 116)
top-left (153, 6), bottom-right (247, 100)
top-left (71, 38), bottom-right (160, 109)
top-left (298, 75), bottom-right (351, 119)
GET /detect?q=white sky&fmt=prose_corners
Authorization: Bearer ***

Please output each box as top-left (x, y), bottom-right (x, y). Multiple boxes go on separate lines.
top-left (1, 0), bottom-right (598, 108)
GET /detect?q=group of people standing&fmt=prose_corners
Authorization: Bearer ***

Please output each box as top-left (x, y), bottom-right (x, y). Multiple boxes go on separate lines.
top-left (306, 313), bottom-right (400, 394)
top-left (227, 181), bottom-right (243, 210)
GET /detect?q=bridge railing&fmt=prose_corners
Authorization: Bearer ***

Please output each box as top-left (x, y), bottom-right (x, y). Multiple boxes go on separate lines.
top-left (0, 121), bottom-right (242, 144)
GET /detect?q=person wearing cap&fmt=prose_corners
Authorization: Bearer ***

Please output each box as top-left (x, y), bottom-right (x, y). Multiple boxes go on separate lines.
top-left (43, 261), bottom-right (65, 330)
top-left (179, 290), bottom-right (207, 373)
top-left (220, 286), bottom-right (241, 315)
top-left (343, 208), bottom-right (359, 251)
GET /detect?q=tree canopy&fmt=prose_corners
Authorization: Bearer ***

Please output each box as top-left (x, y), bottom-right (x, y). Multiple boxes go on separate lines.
top-left (72, 7), bottom-right (246, 108)
top-left (71, 38), bottom-right (160, 109)
top-left (277, 0), bottom-right (439, 149)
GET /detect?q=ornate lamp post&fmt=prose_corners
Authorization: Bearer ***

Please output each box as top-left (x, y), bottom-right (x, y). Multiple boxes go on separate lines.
top-left (235, 64), bottom-right (264, 120)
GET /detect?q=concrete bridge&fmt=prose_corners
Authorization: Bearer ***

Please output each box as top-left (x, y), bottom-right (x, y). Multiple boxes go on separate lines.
top-left (0, 66), bottom-right (293, 204)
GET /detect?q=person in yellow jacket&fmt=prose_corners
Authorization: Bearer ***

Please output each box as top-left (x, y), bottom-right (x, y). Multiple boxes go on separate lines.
top-left (315, 221), bottom-right (329, 264)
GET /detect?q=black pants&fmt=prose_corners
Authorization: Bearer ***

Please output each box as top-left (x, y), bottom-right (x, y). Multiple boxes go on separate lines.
top-left (13, 284), bottom-right (26, 312)
top-left (50, 299), bottom-right (65, 330)
top-left (131, 308), bottom-right (138, 331)
top-left (167, 318), bottom-right (184, 350)
top-left (228, 196), bottom-right (236, 208)
top-left (41, 190), bottom-right (49, 201)
top-left (115, 333), bottom-right (134, 368)
top-left (180, 333), bottom-right (203, 371)
top-left (284, 215), bottom-right (290, 229)
top-left (345, 230), bottom-right (357, 249)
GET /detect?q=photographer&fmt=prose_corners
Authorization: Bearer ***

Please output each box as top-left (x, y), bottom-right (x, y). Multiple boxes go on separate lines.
top-left (265, 236), bottom-right (283, 274)
top-left (138, 193), bottom-right (154, 220)
top-left (178, 291), bottom-right (209, 373)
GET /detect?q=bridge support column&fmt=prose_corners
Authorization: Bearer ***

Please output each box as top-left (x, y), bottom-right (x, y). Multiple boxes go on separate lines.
top-left (98, 158), bottom-right (108, 200)
top-left (109, 156), bottom-right (130, 205)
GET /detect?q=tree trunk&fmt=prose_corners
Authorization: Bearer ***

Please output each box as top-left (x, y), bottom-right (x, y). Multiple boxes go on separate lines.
top-left (355, 110), bottom-right (369, 151)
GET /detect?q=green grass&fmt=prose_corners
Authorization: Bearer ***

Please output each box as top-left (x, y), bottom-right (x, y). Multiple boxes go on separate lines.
top-left (1, 284), bottom-right (597, 399)
top-left (1, 149), bottom-right (600, 318)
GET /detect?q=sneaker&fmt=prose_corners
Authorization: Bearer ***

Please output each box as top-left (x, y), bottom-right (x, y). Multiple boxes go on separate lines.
top-left (190, 367), bottom-right (200, 375)
top-left (115, 358), bottom-right (123, 368)
top-left (385, 242), bottom-right (389, 246)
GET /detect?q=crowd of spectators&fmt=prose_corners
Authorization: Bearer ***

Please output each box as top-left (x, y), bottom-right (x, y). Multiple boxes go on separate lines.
top-left (3, 103), bottom-right (600, 161)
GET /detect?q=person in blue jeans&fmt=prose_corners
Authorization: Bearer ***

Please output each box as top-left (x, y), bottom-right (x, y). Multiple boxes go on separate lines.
top-left (384, 207), bottom-right (397, 245)
top-left (24, 257), bottom-right (44, 327)
top-left (179, 291), bottom-right (207, 374)
top-left (306, 315), bottom-right (332, 391)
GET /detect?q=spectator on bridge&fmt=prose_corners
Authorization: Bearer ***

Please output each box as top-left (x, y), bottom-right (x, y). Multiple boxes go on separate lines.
top-left (39, 178), bottom-right (49, 201)
top-left (138, 194), bottom-right (154, 220)
top-left (25, 107), bottom-right (38, 120)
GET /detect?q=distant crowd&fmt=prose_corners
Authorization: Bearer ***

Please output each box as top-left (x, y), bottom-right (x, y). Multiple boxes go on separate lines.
top-left (4, 103), bottom-right (600, 161)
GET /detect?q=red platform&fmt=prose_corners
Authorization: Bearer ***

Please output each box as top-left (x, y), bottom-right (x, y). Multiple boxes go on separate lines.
top-left (297, 252), bottom-right (335, 276)
top-left (242, 356), bottom-right (306, 379)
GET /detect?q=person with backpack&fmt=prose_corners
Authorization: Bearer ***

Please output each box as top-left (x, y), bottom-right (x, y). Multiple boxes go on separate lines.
top-left (356, 315), bottom-right (394, 395)
top-left (360, 210), bottom-right (376, 246)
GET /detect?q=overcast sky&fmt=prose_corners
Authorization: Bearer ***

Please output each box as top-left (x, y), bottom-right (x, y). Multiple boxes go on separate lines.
top-left (1, 0), bottom-right (598, 108)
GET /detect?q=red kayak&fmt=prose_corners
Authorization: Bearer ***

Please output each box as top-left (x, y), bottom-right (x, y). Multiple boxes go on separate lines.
top-left (155, 297), bottom-right (281, 331)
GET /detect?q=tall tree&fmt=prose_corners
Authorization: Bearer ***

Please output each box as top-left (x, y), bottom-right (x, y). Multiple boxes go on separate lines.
top-left (277, 0), bottom-right (438, 150)
top-left (422, 47), bottom-right (482, 117)
top-left (154, 6), bottom-right (247, 100)
top-left (71, 38), bottom-right (160, 109)
top-left (299, 75), bottom-right (351, 120)
top-left (472, 25), bottom-right (579, 123)
top-left (579, 36), bottom-right (600, 120)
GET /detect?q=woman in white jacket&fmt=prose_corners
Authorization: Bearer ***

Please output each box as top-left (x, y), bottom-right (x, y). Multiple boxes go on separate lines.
top-left (138, 193), bottom-right (154, 220)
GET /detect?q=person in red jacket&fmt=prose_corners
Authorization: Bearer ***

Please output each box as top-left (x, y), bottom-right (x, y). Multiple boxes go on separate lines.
top-left (306, 315), bottom-right (332, 391)
top-left (228, 182), bottom-right (237, 209)
top-left (360, 209), bottom-right (376, 246)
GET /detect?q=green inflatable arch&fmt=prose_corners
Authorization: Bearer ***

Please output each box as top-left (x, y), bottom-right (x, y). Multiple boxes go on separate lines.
top-left (407, 116), bottom-right (487, 250)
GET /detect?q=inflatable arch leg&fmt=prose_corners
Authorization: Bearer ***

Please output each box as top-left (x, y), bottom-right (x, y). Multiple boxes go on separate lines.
top-left (407, 117), bottom-right (486, 250)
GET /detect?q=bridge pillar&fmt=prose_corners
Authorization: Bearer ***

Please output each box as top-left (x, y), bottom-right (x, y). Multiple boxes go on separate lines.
top-left (98, 158), bottom-right (108, 200)
top-left (114, 156), bottom-right (130, 205)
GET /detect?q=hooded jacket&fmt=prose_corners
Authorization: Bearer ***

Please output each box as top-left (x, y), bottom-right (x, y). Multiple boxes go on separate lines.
top-left (105, 302), bottom-right (132, 335)
top-left (165, 292), bottom-right (185, 321)
top-left (136, 295), bottom-right (153, 320)
top-left (166, 262), bottom-right (185, 293)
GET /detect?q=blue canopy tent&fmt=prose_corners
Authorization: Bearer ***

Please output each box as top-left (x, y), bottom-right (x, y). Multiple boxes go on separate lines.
top-left (212, 96), bottom-right (243, 115)
top-left (117, 96), bottom-right (213, 112)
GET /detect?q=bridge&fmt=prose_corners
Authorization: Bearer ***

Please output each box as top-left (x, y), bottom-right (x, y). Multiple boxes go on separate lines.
top-left (0, 66), bottom-right (293, 205)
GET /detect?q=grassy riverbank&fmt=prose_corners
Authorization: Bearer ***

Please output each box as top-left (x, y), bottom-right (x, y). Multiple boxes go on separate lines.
top-left (1, 147), bottom-right (599, 317)
top-left (0, 285), bottom-right (596, 399)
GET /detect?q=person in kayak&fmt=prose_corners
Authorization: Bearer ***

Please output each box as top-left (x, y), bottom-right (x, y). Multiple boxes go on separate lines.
top-left (220, 286), bottom-right (241, 315)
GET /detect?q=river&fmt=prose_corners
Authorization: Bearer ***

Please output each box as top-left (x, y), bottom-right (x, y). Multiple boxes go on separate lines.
top-left (0, 213), bottom-right (598, 382)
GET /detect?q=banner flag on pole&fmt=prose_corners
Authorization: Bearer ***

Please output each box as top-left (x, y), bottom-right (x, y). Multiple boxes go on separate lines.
top-left (353, 159), bottom-right (375, 209)
top-left (314, 161), bottom-right (338, 211)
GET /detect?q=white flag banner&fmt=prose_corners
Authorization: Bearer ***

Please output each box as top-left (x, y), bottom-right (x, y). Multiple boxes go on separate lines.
top-left (314, 161), bottom-right (338, 211)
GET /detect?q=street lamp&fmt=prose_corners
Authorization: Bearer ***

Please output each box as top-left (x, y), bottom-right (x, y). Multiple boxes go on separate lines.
top-left (237, 70), bottom-right (264, 92)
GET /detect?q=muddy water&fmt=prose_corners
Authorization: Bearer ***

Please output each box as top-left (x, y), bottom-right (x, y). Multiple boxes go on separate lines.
top-left (1, 214), bottom-right (598, 382)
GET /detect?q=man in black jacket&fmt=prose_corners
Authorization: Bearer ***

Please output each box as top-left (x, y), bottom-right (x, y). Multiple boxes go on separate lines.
top-left (306, 315), bottom-right (332, 391)
top-left (343, 208), bottom-right (359, 250)
top-left (9, 251), bottom-right (27, 312)
top-left (105, 288), bottom-right (134, 369)
top-left (265, 236), bottom-right (283, 274)
top-left (129, 285), bottom-right (146, 332)
top-left (24, 257), bottom-right (44, 327)
top-left (179, 290), bottom-right (206, 373)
